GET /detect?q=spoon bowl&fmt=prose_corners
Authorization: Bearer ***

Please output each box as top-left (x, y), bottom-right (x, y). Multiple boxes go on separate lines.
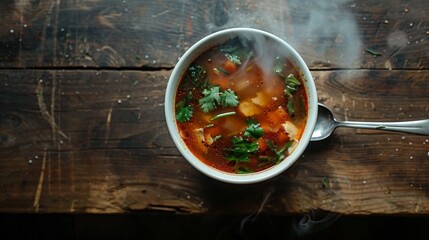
top-left (311, 104), bottom-right (429, 141)
top-left (311, 104), bottom-right (337, 141)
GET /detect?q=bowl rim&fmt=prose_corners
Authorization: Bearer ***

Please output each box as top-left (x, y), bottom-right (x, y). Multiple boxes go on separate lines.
top-left (165, 27), bottom-right (318, 184)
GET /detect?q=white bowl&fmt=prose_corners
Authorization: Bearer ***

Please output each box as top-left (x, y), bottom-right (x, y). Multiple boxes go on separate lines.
top-left (165, 28), bottom-right (317, 184)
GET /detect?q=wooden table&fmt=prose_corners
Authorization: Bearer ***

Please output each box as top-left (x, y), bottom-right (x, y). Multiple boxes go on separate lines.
top-left (0, 0), bottom-right (428, 216)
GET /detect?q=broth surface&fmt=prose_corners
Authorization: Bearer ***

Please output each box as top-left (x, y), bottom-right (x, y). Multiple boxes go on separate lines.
top-left (175, 38), bottom-right (308, 174)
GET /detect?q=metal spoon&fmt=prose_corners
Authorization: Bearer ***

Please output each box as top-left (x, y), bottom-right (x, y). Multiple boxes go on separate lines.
top-left (311, 103), bottom-right (429, 141)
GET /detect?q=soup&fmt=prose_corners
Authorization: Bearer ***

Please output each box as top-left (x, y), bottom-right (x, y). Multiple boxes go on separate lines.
top-left (174, 37), bottom-right (308, 174)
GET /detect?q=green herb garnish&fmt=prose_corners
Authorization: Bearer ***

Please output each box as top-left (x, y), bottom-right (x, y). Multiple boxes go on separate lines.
top-left (176, 93), bottom-right (194, 123)
top-left (321, 177), bottom-right (328, 188)
top-left (176, 105), bottom-right (193, 123)
top-left (236, 166), bottom-right (253, 174)
top-left (226, 136), bottom-right (259, 162)
top-left (243, 119), bottom-right (264, 139)
top-left (219, 38), bottom-right (253, 65)
top-left (285, 74), bottom-right (301, 94)
top-left (187, 64), bottom-right (208, 87)
top-left (220, 89), bottom-right (239, 108)
top-left (366, 48), bottom-right (382, 56)
top-left (199, 86), bottom-right (221, 113)
top-left (220, 42), bottom-right (238, 53)
top-left (225, 53), bottom-right (241, 65)
top-left (211, 111), bottom-right (236, 121)
top-left (273, 56), bottom-right (285, 76)
top-left (212, 135), bottom-right (222, 142)
top-left (199, 86), bottom-right (239, 113)
top-left (287, 96), bottom-right (296, 116)
top-left (132, 80), bottom-right (139, 87)
top-left (284, 74), bottom-right (301, 116)
top-left (213, 67), bottom-right (231, 75)
top-left (265, 140), bottom-right (294, 164)
top-left (257, 156), bottom-right (274, 167)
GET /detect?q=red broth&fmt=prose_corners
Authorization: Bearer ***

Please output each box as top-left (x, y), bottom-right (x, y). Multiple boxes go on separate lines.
top-left (175, 37), bottom-right (308, 174)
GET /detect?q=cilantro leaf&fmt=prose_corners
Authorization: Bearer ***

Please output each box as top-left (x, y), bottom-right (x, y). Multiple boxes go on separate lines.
top-left (199, 87), bottom-right (239, 113)
top-left (176, 105), bottom-right (193, 123)
top-left (187, 64), bottom-right (208, 87)
top-left (175, 92), bottom-right (193, 123)
top-left (199, 86), bottom-right (221, 113)
top-left (220, 38), bottom-right (253, 65)
top-left (220, 89), bottom-right (239, 108)
top-left (244, 119), bottom-right (264, 139)
top-left (273, 56), bottom-right (285, 76)
top-left (225, 136), bottom-right (259, 162)
top-left (266, 140), bottom-right (294, 164)
top-left (225, 53), bottom-right (241, 65)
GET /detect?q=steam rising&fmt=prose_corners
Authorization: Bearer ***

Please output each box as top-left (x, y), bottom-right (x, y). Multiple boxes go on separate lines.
top-left (209, 0), bottom-right (362, 67)
top-left (234, 31), bottom-right (291, 78)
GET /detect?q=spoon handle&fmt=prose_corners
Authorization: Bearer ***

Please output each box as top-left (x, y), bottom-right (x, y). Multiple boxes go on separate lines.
top-left (337, 119), bottom-right (429, 135)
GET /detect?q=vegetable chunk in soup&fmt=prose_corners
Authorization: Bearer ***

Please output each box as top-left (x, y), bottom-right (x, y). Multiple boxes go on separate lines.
top-left (175, 37), bottom-right (308, 174)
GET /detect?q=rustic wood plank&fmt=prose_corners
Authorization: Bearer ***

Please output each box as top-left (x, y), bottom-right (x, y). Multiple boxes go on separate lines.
top-left (0, 69), bottom-right (428, 215)
top-left (0, 0), bottom-right (427, 69)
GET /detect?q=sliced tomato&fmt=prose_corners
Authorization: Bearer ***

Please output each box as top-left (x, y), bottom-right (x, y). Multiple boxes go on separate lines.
top-left (223, 60), bottom-right (237, 74)
top-left (210, 77), bottom-right (229, 90)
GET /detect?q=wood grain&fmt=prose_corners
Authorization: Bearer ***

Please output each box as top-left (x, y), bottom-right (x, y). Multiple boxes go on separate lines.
top-left (1, 69), bottom-right (428, 214)
top-left (0, 0), bottom-right (427, 69)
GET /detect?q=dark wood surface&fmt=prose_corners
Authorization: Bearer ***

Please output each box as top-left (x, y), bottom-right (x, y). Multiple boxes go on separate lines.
top-left (1, 0), bottom-right (429, 215)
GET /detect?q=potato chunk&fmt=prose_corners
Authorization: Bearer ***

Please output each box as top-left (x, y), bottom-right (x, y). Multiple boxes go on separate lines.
top-left (282, 121), bottom-right (299, 141)
top-left (251, 92), bottom-right (271, 107)
top-left (238, 101), bottom-right (262, 117)
top-left (193, 128), bottom-right (208, 153)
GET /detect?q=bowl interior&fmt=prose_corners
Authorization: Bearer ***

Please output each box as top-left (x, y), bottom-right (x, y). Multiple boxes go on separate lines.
top-left (165, 28), bottom-right (317, 184)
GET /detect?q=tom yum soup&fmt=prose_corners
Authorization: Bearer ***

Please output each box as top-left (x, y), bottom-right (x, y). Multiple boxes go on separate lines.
top-left (175, 37), bottom-right (308, 174)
